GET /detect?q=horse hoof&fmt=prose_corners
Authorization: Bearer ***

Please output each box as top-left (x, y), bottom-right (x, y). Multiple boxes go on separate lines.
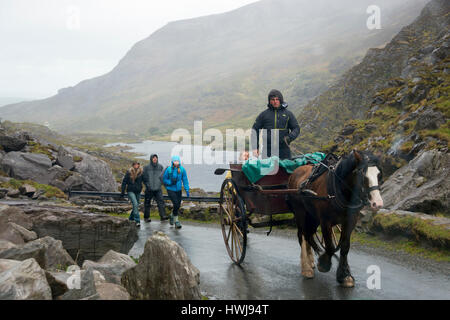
top-left (339, 276), bottom-right (355, 288)
top-left (317, 255), bottom-right (331, 273)
top-left (302, 270), bottom-right (315, 279)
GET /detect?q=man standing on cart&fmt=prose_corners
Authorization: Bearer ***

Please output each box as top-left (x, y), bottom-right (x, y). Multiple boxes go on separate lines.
top-left (251, 89), bottom-right (300, 160)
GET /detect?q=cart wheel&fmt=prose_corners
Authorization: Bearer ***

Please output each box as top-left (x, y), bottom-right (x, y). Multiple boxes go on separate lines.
top-left (314, 225), bottom-right (342, 251)
top-left (219, 179), bottom-right (247, 265)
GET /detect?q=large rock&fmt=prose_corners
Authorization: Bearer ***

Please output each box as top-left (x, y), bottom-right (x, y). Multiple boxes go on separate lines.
top-left (45, 270), bottom-right (71, 298)
top-left (381, 150), bottom-right (450, 214)
top-left (29, 207), bottom-right (138, 263)
top-left (82, 250), bottom-right (136, 285)
top-left (121, 232), bottom-right (201, 300)
top-left (0, 258), bottom-right (52, 300)
top-left (0, 134), bottom-right (27, 152)
top-left (1, 152), bottom-right (52, 183)
top-left (0, 236), bottom-right (75, 271)
top-left (65, 147), bottom-right (117, 192)
top-left (61, 267), bottom-right (130, 300)
top-left (7, 222), bottom-right (37, 242)
top-left (0, 205), bottom-right (33, 245)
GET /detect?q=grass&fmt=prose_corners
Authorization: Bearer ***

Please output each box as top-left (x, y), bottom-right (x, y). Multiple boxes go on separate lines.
top-left (372, 213), bottom-right (450, 249)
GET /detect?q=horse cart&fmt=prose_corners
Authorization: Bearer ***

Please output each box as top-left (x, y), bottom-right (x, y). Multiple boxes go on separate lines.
top-left (215, 159), bottom-right (341, 265)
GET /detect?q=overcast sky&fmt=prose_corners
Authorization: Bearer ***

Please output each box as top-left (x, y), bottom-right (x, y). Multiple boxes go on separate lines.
top-left (0, 0), bottom-right (258, 100)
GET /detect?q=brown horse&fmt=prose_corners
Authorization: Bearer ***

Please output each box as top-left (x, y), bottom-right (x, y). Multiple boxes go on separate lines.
top-left (287, 150), bottom-right (383, 287)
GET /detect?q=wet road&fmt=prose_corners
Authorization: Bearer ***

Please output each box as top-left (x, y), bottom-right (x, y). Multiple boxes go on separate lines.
top-left (128, 221), bottom-right (450, 300)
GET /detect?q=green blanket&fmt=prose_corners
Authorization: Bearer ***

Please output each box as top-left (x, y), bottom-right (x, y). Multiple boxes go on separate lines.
top-left (241, 152), bottom-right (326, 184)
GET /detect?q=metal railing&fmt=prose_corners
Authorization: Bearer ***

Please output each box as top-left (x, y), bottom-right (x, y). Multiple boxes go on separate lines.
top-left (68, 190), bottom-right (220, 203)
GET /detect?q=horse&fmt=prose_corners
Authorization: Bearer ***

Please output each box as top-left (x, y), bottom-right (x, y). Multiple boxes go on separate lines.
top-left (287, 150), bottom-right (383, 287)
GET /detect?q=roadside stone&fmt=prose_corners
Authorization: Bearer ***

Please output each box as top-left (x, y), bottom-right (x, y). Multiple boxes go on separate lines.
top-left (121, 232), bottom-right (201, 300)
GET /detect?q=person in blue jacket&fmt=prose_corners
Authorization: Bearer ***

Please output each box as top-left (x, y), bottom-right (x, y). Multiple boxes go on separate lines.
top-left (162, 155), bottom-right (190, 229)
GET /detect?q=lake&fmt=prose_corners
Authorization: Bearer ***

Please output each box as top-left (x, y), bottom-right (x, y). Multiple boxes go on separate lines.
top-left (106, 140), bottom-right (240, 192)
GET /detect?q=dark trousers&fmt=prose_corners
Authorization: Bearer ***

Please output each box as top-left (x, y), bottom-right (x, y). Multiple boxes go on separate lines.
top-left (167, 190), bottom-right (182, 217)
top-left (144, 189), bottom-right (166, 219)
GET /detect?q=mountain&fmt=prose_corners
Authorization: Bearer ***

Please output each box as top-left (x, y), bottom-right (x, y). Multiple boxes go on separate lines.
top-left (0, 0), bottom-right (428, 135)
top-left (291, 0), bottom-right (449, 177)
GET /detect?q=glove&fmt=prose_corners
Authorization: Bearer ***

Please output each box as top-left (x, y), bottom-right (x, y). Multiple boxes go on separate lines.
top-left (284, 136), bottom-right (291, 146)
top-left (186, 190), bottom-right (190, 198)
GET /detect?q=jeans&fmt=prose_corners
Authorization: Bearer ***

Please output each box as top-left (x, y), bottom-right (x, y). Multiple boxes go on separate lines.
top-left (167, 190), bottom-right (182, 217)
top-left (127, 192), bottom-right (141, 223)
top-left (144, 189), bottom-right (166, 219)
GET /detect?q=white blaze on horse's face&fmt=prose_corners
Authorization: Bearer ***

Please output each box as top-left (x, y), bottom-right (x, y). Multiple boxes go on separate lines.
top-left (366, 166), bottom-right (384, 210)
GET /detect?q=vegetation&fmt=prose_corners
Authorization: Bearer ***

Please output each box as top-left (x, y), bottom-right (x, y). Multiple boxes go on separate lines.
top-left (0, 178), bottom-right (66, 199)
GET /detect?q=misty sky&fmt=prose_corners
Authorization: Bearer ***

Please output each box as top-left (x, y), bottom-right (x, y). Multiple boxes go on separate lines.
top-left (0, 0), bottom-right (258, 100)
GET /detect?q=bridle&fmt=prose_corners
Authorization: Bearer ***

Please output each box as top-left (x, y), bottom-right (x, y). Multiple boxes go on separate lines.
top-left (327, 154), bottom-right (383, 212)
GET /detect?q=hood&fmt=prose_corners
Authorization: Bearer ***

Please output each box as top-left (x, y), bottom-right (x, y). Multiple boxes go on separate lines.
top-left (150, 154), bottom-right (159, 166)
top-left (171, 155), bottom-right (181, 166)
top-left (267, 89), bottom-right (288, 109)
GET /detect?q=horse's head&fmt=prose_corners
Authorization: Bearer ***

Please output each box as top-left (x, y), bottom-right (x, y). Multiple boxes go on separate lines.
top-left (353, 150), bottom-right (384, 211)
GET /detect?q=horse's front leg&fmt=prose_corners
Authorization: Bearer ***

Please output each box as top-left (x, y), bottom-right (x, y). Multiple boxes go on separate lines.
top-left (317, 221), bottom-right (335, 273)
top-left (336, 215), bottom-right (358, 287)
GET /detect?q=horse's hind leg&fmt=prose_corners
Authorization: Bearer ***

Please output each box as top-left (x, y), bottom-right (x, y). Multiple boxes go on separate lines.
top-left (300, 234), bottom-right (315, 279)
top-left (336, 215), bottom-right (358, 287)
top-left (317, 221), bottom-right (335, 273)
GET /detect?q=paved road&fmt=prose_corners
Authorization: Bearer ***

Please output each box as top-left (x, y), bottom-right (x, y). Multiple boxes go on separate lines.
top-left (129, 220), bottom-right (450, 300)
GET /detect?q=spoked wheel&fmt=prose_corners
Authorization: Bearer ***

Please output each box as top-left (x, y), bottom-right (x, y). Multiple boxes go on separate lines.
top-left (219, 179), bottom-right (247, 265)
top-left (314, 225), bottom-right (342, 251)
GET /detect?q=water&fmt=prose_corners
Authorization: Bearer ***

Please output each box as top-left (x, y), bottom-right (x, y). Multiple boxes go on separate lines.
top-left (106, 140), bottom-right (240, 192)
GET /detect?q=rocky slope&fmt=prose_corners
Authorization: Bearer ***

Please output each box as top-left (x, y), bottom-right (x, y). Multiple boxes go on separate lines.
top-left (0, 0), bottom-right (428, 135)
top-left (292, 0), bottom-right (449, 160)
top-left (292, 0), bottom-right (449, 215)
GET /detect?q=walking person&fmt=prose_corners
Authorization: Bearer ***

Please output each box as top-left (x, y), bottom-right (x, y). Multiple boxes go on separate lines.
top-left (162, 155), bottom-right (190, 229)
top-left (121, 161), bottom-right (144, 227)
top-left (143, 154), bottom-right (168, 222)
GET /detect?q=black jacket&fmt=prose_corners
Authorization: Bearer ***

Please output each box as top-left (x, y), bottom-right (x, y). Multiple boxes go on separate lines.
top-left (251, 91), bottom-right (300, 155)
top-left (121, 168), bottom-right (144, 194)
top-left (143, 154), bottom-right (164, 191)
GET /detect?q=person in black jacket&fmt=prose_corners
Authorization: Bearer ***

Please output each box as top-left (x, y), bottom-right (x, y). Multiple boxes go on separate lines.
top-left (142, 154), bottom-right (168, 223)
top-left (121, 162), bottom-right (144, 227)
top-left (251, 89), bottom-right (300, 159)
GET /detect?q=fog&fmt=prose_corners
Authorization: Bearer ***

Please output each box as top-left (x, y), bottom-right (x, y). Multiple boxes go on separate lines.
top-left (0, 0), bottom-right (258, 100)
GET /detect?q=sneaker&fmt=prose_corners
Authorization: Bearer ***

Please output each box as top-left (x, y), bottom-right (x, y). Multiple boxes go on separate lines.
top-left (144, 218), bottom-right (151, 223)
top-left (136, 223), bottom-right (141, 227)
top-left (169, 215), bottom-right (174, 225)
top-left (175, 221), bottom-right (182, 229)
top-left (160, 215), bottom-right (169, 221)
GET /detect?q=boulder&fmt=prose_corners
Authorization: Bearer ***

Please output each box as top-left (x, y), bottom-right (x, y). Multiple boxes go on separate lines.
top-left (82, 250), bottom-right (136, 285)
top-left (65, 147), bottom-right (117, 192)
top-left (414, 109), bottom-right (445, 131)
top-left (60, 267), bottom-right (130, 300)
top-left (8, 222), bottom-right (37, 242)
top-left (45, 270), bottom-right (70, 298)
top-left (95, 282), bottom-right (130, 300)
top-left (121, 232), bottom-right (201, 300)
top-left (1, 152), bottom-right (52, 184)
top-left (0, 236), bottom-right (75, 271)
top-left (0, 205), bottom-right (33, 245)
top-left (6, 189), bottom-right (20, 198)
top-left (381, 150), bottom-right (450, 214)
top-left (0, 134), bottom-right (27, 152)
top-left (19, 184), bottom-right (37, 197)
top-left (0, 258), bottom-right (52, 300)
top-left (29, 207), bottom-right (138, 263)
